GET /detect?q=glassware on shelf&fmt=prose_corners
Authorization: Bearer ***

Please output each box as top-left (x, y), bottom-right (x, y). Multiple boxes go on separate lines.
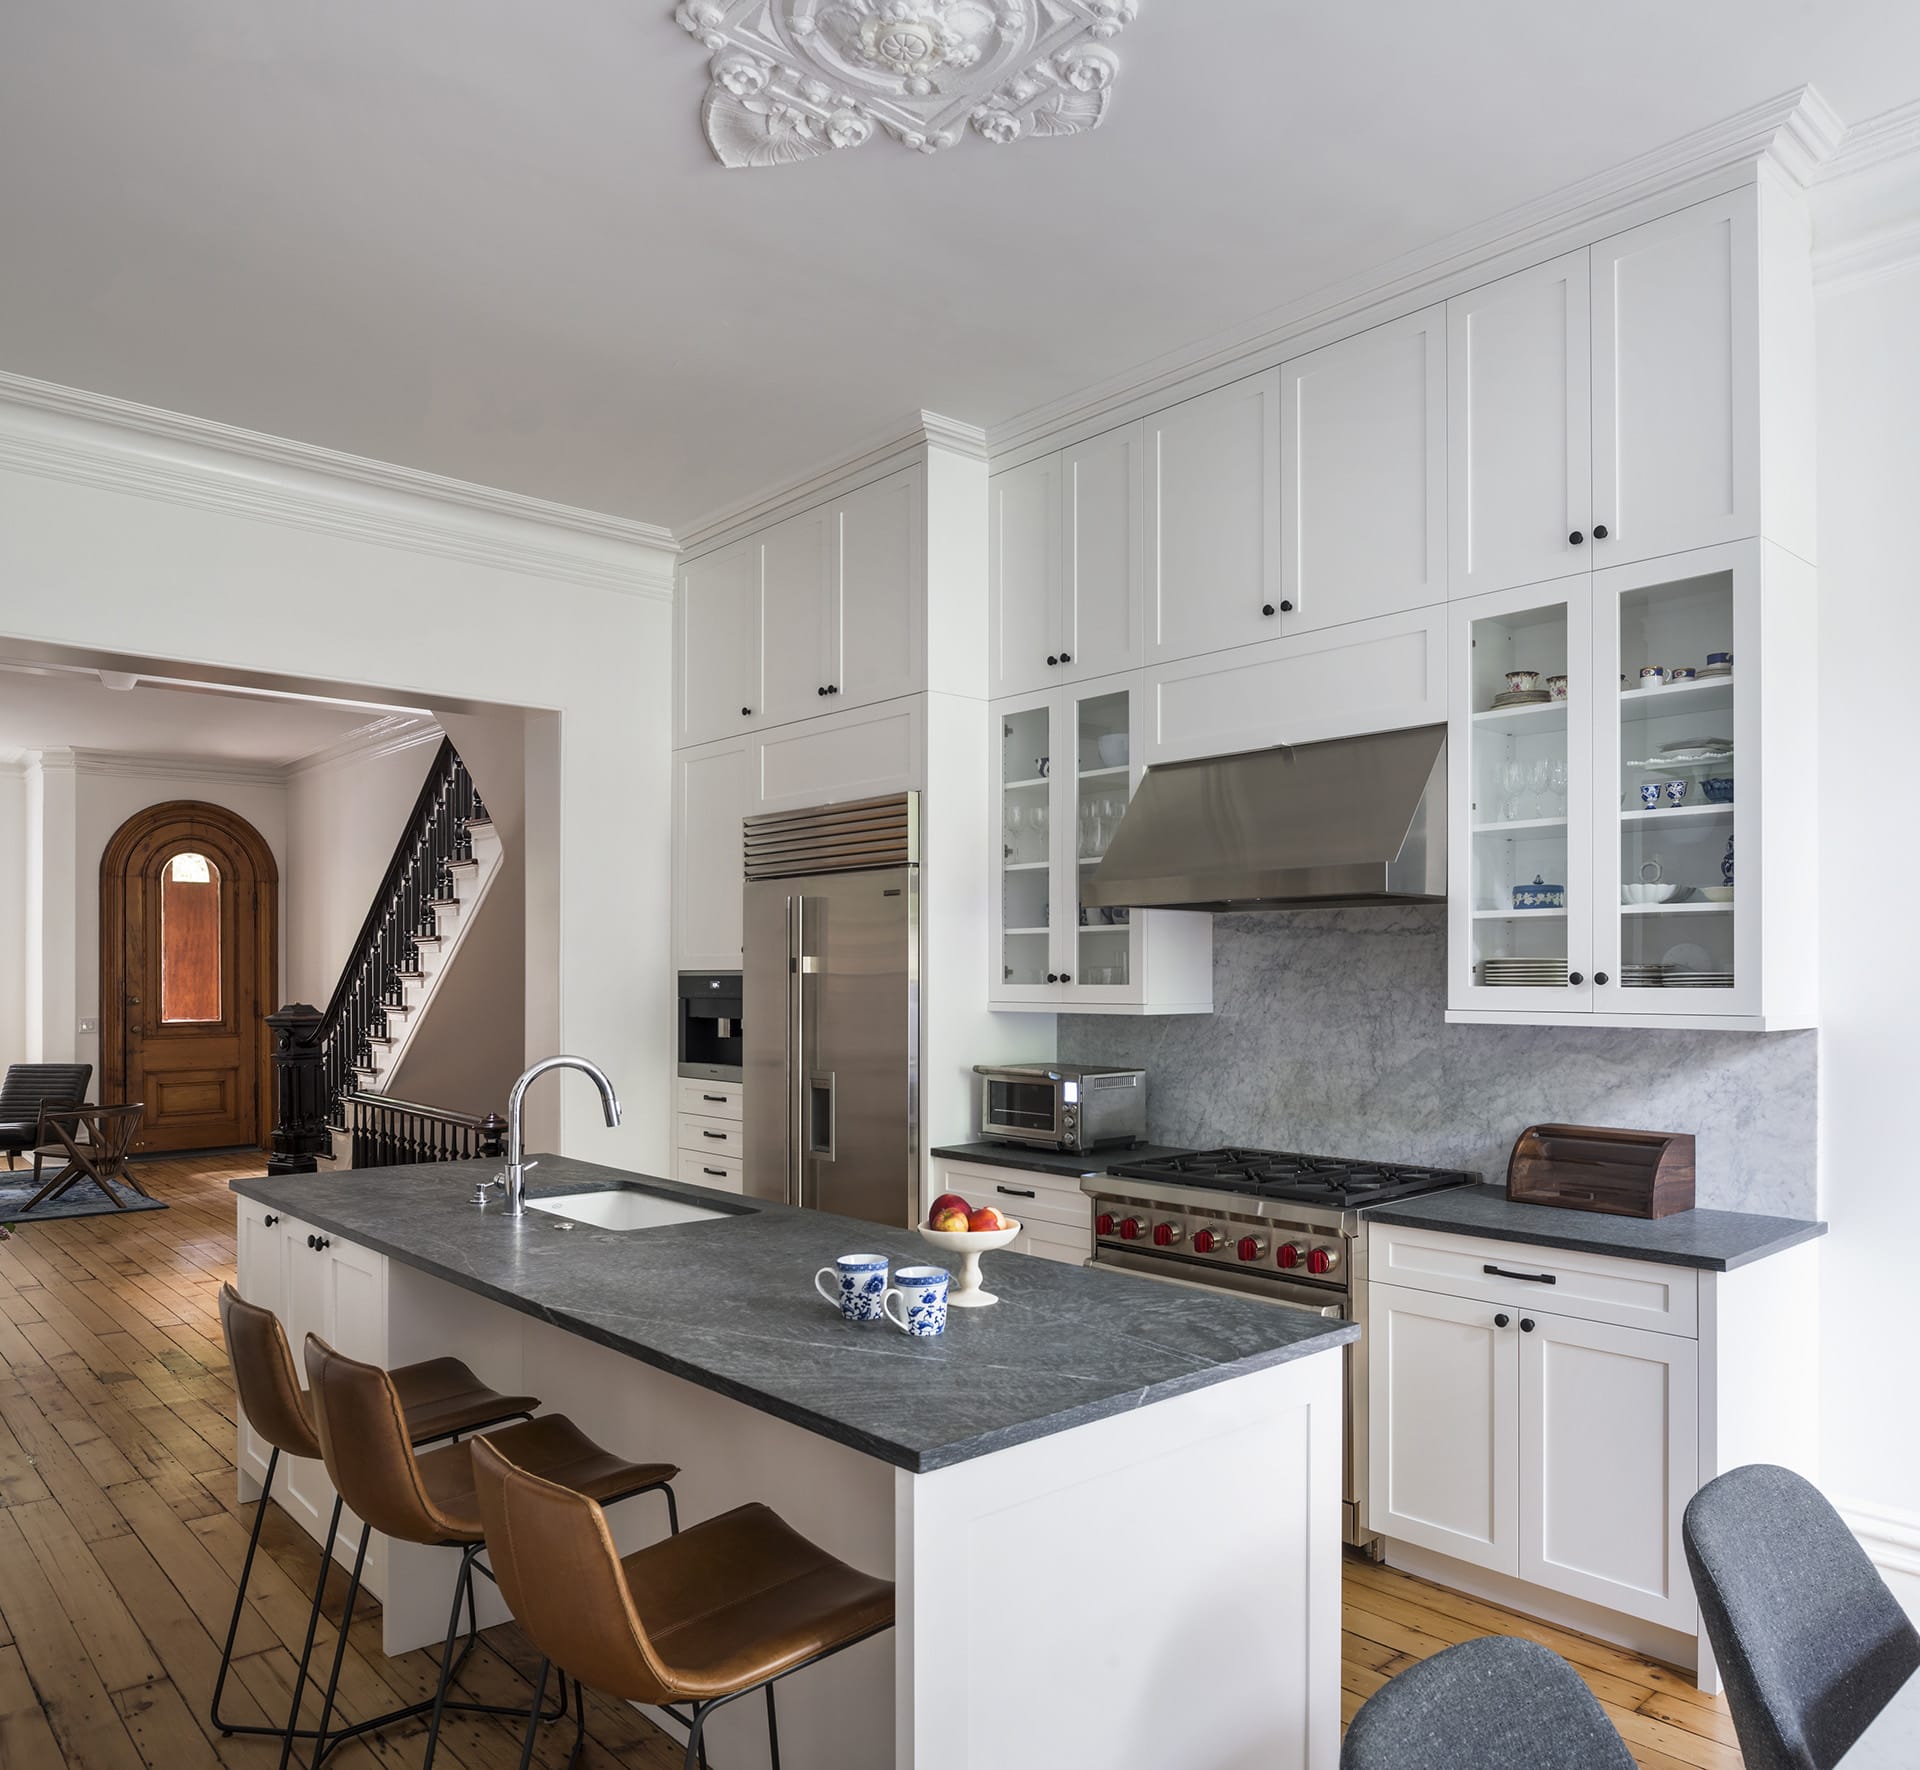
top-left (1548, 758), bottom-right (1569, 815)
top-left (1499, 759), bottom-right (1525, 824)
top-left (1526, 757), bottom-right (1550, 819)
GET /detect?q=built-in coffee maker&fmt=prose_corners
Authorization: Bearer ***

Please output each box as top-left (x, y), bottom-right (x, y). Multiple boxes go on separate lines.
top-left (677, 972), bottom-right (743, 1081)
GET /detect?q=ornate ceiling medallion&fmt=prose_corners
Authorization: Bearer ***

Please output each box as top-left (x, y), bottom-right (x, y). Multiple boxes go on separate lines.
top-left (672, 1), bottom-right (1139, 169)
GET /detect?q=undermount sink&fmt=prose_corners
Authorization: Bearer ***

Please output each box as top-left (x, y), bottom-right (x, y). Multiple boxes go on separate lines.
top-left (529, 1188), bottom-right (735, 1232)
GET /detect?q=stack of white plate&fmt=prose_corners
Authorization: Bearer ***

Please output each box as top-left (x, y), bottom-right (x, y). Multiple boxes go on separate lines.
top-left (1491, 689), bottom-right (1552, 709)
top-left (1480, 956), bottom-right (1569, 987)
top-left (1664, 971), bottom-right (1734, 988)
top-left (1621, 963), bottom-right (1669, 988)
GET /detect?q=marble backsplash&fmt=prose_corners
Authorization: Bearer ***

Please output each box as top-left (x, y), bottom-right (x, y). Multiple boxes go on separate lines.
top-left (1058, 907), bottom-right (1819, 1218)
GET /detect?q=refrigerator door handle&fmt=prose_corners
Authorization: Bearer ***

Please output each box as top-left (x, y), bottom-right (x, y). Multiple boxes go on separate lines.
top-left (806, 1071), bottom-right (836, 1164)
top-left (787, 894), bottom-right (804, 1210)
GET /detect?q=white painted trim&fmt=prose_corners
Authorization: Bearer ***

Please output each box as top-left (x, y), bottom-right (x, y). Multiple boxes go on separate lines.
top-left (0, 368), bottom-right (675, 550)
top-left (68, 748), bottom-right (290, 787)
top-left (986, 88), bottom-right (1842, 464)
top-left (1814, 213), bottom-right (1920, 293)
top-left (285, 714), bottom-right (446, 775)
top-left (1840, 1497), bottom-right (1920, 1581)
top-left (676, 410), bottom-right (987, 559)
top-left (0, 381), bottom-right (678, 600)
top-left (1820, 97), bottom-right (1920, 183)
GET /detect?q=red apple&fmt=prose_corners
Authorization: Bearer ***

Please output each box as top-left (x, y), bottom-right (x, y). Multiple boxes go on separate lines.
top-left (930, 1205), bottom-right (972, 1234)
top-left (929, 1192), bottom-right (972, 1221)
top-left (967, 1205), bottom-right (1009, 1234)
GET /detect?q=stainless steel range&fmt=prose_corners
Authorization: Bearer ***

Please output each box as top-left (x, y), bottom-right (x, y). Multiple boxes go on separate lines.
top-left (1085, 1147), bottom-right (1476, 1549)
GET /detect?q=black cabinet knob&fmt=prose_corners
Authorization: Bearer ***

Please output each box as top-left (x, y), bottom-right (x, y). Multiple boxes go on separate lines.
top-left (1495, 1313), bottom-right (1510, 1328)
top-left (1279, 599), bottom-right (1294, 612)
top-left (1058, 653), bottom-right (1071, 665)
top-left (1521, 1318), bottom-right (1536, 1333)
top-left (1593, 523), bottom-right (1609, 539)
top-left (317, 1237), bottom-right (331, 1252)
top-left (305, 1234), bottom-right (317, 1249)
top-left (1568, 972), bottom-right (1584, 987)
top-left (1059, 972), bottom-right (1072, 984)
top-left (1569, 530), bottom-right (1585, 545)
top-left (265, 1213), bottom-right (280, 1227)
top-left (1261, 604), bottom-right (1276, 617)
top-left (827, 684), bottom-right (838, 694)
top-left (817, 685), bottom-right (828, 696)
top-left (742, 706), bottom-right (752, 717)
top-left (1045, 973), bottom-right (1059, 984)
top-left (1594, 972), bottom-right (1610, 986)
top-left (1047, 655), bottom-right (1059, 667)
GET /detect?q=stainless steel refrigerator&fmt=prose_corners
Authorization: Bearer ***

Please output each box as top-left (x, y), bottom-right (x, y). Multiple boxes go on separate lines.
top-left (742, 792), bottom-right (920, 1229)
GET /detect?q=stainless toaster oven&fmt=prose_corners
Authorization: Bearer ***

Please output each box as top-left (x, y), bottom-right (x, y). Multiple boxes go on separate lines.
top-left (972, 1064), bottom-right (1147, 1153)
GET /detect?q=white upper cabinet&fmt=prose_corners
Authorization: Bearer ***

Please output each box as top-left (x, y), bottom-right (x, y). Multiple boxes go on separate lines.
top-left (988, 453), bottom-right (1063, 700)
top-left (1145, 370), bottom-right (1283, 663)
top-left (1061, 422), bottom-right (1145, 682)
top-left (1592, 192), bottom-right (1759, 568)
top-left (834, 467), bottom-right (923, 710)
top-left (758, 504), bottom-right (838, 728)
top-left (1281, 306), bottom-right (1447, 635)
top-left (1447, 252), bottom-right (1593, 596)
top-left (674, 736), bottom-right (752, 972)
top-left (676, 538), bottom-right (760, 748)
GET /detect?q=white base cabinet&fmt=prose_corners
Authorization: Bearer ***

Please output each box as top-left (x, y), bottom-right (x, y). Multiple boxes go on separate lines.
top-left (1367, 1222), bottom-right (1818, 1684)
top-left (929, 1158), bottom-right (1093, 1266)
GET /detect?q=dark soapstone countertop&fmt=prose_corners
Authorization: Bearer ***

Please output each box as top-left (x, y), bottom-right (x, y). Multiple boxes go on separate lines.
top-left (929, 1141), bottom-right (1197, 1180)
top-left (232, 1156), bottom-right (1353, 1474)
top-left (1366, 1183), bottom-right (1826, 1271)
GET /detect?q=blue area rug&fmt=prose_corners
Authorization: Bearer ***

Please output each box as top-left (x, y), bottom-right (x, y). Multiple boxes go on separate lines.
top-left (0, 1170), bottom-right (170, 1224)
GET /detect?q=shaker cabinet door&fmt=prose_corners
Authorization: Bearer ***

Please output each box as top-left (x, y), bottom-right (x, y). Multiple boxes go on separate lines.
top-left (988, 454), bottom-right (1063, 701)
top-left (1061, 422), bottom-right (1144, 682)
top-left (758, 506), bottom-right (839, 728)
top-left (1281, 306), bottom-right (1447, 637)
top-left (674, 737), bottom-right (751, 971)
top-left (676, 539), bottom-right (760, 747)
top-left (1447, 252), bottom-right (1592, 596)
top-left (835, 467), bottom-right (922, 709)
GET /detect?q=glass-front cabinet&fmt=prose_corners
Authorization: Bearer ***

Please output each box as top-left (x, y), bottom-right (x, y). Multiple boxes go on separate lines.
top-left (990, 673), bottom-right (1212, 1014)
top-left (1450, 539), bottom-right (1814, 1028)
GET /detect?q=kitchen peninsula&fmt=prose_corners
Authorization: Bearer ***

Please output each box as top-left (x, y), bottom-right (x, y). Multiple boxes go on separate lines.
top-left (232, 1157), bottom-right (1355, 1770)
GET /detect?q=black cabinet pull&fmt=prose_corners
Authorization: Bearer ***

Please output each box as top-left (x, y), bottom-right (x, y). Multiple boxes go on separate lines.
top-left (1059, 972), bottom-right (1072, 983)
top-left (1494, 1312), bottom-right (1510, 1328)
top-left (1058, 653), bottom-right (1071, 664)
top-left (1261, 603), bottom-right (1276, 617)
top-left (827, 684), bottom-right (838, 694)
top-left (701, 1093), bottom-right (728, 1103)
top-left (1045, 973), bottom-right (1059, 984)
top-left (1594, 972), bottom-right (1610, 986)
top-left (1484, 1263), bottom-right (1556, 1284)
top-left (996, 1184), bottom-right (1037, 1198)
top-left (741, 706), bottom-right (752, 717)
top-left (1521, 1317), bottom-right (1537, 1333)
top-left (817, 685), bottom-right (828, 696)
top-left (1279, 599), bottom-right (1294, 612)
top-left (305, 1234), bottom-right (317, 1250)
top-left (317, 1237), bottom-right (331, 1252)
top-left (1046, 655), bottom-right (1059, 667)
top-left (703, 1166), bottom-right (728, 1178)
top-left (1593, 523), bottom-right (1609, 539)
top-left (264, 1213), bottom-right (280, 1227)
top-left (703, 1130), bottom-right (727, 1140)
top-left (1568, 972), bottom-right (1584, 987)
top-left (1569, 530), bottom-right (1584, 545)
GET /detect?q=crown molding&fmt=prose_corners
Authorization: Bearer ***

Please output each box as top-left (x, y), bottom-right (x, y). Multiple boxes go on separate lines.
top-left (285, 713), bottom-right (446, 776)
top-left (1814, 212), bottom-right (1920, 294)
top-left (1811, 99), bottom-right (1920, 293)
top-left (1821, 96), bottom-right (1920, 183)
top-left (988, 86), bottom-right (1844, 461)
top-left (0, 373), bottom-right (678, 601)
top-left (70, 748), bottom-right (289, 787)
top-left (677, 409), bottom-right (987, 560)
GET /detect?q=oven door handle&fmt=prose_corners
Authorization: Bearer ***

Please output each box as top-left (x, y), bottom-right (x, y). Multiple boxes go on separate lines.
top-left (1088, 1247), bottom-right (1347, 1317)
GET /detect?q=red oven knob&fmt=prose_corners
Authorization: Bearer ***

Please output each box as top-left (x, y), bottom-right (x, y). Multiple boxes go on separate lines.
top-left (1119, 1217), bottom-right (1146, 1241)
top-left (1096, 1212), bottom-right (1116, 1237)
top-left (1236, 1235), bottom-right (1267, 1263)
top-left (1307, 1247), bottom-right (1337, 1276)
top-left (1276, 1242), bottom-right (1304, 1269)
top-left (1152, 1221), bottom-right (1183, 1247)
top-left (1193, 1228), bottom-right (1222, 1254)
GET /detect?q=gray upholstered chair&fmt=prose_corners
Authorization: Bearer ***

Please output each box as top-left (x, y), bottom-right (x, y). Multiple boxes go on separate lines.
top-left (0, 1063), bottom-right (94, 1169)
top-left (1685, 1463), bottom-right (1920, 1770)
top-left (1341, 1635), bottom-right (1633, 1770)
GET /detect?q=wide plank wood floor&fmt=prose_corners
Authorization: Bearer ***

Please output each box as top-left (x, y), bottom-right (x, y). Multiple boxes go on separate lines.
top-left (0, 1150), bottom-right (1741, 1768)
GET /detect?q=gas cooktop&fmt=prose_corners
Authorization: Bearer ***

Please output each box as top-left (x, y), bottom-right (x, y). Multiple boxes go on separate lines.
top-left (1105, 1147), bottom-right (1477, 1210)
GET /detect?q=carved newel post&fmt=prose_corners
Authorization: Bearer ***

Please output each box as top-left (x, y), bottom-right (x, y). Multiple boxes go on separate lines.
top-left (265, 1004), bottom-right (328, 1176)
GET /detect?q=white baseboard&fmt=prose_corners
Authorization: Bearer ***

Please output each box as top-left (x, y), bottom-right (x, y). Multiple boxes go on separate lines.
top-left (1840, 1497), bottom-right (1920, 1623)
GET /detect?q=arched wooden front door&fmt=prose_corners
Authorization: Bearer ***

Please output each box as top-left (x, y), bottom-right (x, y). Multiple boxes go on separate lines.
top-left (101, 803), bottom-right (278, 1153)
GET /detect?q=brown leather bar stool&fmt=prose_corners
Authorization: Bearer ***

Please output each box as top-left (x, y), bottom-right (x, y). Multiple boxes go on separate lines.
top-left (303, 1332), bottom-right (680, 1770)
top-left (471, 1432), bottom-right (894, 1770)
top-left (215, 1283), bottom-right (541, 1752)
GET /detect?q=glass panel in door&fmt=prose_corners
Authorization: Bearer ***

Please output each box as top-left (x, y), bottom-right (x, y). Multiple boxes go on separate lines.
top-left (1608, 565), bottom-right (1739, 1002)
top-left (1464, 593), bottom-right (1584, 1004)
top-left (1070, 685), bottom-right (1134, 992)
top-left (998, 699), bottom-right (1055, 990)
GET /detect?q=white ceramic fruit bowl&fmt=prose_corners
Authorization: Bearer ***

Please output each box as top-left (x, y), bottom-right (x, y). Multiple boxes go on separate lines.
top-left (916, 1219), bottom-right (1020, 1308)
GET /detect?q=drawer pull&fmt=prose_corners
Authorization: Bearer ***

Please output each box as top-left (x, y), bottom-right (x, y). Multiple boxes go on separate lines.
top-left (264, 1213), bottom-right (280, 1227)
top-left (996, 1185), bottom-right (1037, 1199)
top-left (1484, 1263), bottom-right (1556, 1284)
top-left (703, 1167), bottom-right (728, 1178)
top-left (702, 1093), bottom-right (728, 1103)
top-left (703, 1130), bottom-right (728, 1140)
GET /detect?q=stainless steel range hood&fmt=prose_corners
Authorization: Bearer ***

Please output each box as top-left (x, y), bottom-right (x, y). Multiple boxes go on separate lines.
top-left (1081, 725), bottom-right (1447, 912)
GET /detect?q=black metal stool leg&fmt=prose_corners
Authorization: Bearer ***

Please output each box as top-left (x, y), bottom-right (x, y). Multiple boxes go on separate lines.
top-left (419, 1544), bottom-right (480, 1770)
top-left (515, 1658), bottom-right (549, 1770)
top-left (766, 1681), bottom-right (781, 1770)
top-left (683, 1698), bottom-right (712, 1770)
top-left (274, 1493), bottom-right (343, 1750)
top-left (568, 1667), bottom-right (586, 1769)
top-left (663, 1479), bottom-right (680, 1535)
top-left (209, 1445), bottom-right (280, 1736)
top-left (288, 1519), bottom-right (369, 1770)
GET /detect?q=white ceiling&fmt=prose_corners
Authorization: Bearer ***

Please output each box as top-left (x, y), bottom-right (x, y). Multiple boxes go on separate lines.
top-left (1, 1), bottom-right (1914, 532)
top-left (0, 665), bottom-right (415, 768)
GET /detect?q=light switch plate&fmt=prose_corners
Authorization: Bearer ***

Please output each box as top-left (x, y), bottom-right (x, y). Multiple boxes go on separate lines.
top-left (78, 1018), bottom-right (99, 1035)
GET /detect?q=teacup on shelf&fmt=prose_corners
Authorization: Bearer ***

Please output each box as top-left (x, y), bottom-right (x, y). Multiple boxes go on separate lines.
top-left (1505, 670), bottom-right (1541, 693)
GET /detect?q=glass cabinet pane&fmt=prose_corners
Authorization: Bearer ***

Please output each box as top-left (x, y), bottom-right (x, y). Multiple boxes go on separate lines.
top-left (1467, 600), bottom-right (1573, 991)
top-left (999, 701), bottom-right (1054, 987)
top-left (1071, 687), bottom-right (1133, 990)
top-left (1612, 568), bottom-right (1737, 993)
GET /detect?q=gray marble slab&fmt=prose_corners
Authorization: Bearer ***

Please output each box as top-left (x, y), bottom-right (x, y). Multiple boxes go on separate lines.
top-left (1060, 906), bottom-right (1820, 1218)
top-left (929, 1141), bottom-right (1198, 1180)
top-left (232, 1156), bottom-right (1354, 1474)
top-left (1368, 1182), bottom-right (1825, 1271)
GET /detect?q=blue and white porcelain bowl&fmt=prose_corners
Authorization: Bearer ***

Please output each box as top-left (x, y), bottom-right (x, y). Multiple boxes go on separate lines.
top-left (1512, 875), bottom-right (1566, 910)
top-left (1701, 776), bottom-right (1734, 803)
top-left (884, 1266), bottom-right (951, 1337)
top-left (814, 1254), bottom-right (889, 1323)
top-left (1639, 783), bottom-right (1664, 809)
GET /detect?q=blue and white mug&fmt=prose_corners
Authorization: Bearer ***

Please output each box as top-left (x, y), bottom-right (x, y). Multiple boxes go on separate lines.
top-left (1639, 783), bottom-right (1663, 809)
top-left (883, 1266), bottom-right (951, 1338)
top-left (815, 1254), bottom-right (889, 1323)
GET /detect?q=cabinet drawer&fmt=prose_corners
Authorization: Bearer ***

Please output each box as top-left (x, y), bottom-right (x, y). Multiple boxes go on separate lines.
top-left (1013, 1218), bottom-right (1093, 1266)
top-left (1370, 1224), bottom-right (1697, 1337)
top-left (934, 1161), bottom-right (1091, 1229)
top-left (676, 1078), bottom-right (743, 1121)
top-left (676, 1148), bottom-right (745, 1193)
top-left (677, 1114), bottom-right (745, 1160)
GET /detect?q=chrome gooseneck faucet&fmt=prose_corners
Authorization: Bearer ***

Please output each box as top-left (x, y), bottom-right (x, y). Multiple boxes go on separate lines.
top-left (474, 1055), bottom-right (622, 1216)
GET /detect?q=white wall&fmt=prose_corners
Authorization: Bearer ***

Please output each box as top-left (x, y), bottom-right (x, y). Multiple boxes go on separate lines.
top-left (1811, 158), bottom-right (1920, 1596)
top-left (0, 394), bottom-right (677, 1171)
top-left (0, 764), bottom-right (24, 1062)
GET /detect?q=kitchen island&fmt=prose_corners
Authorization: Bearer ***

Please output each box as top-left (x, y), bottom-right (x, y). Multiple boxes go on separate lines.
top-left (232, 1156), bottom-right (1355, 1770)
